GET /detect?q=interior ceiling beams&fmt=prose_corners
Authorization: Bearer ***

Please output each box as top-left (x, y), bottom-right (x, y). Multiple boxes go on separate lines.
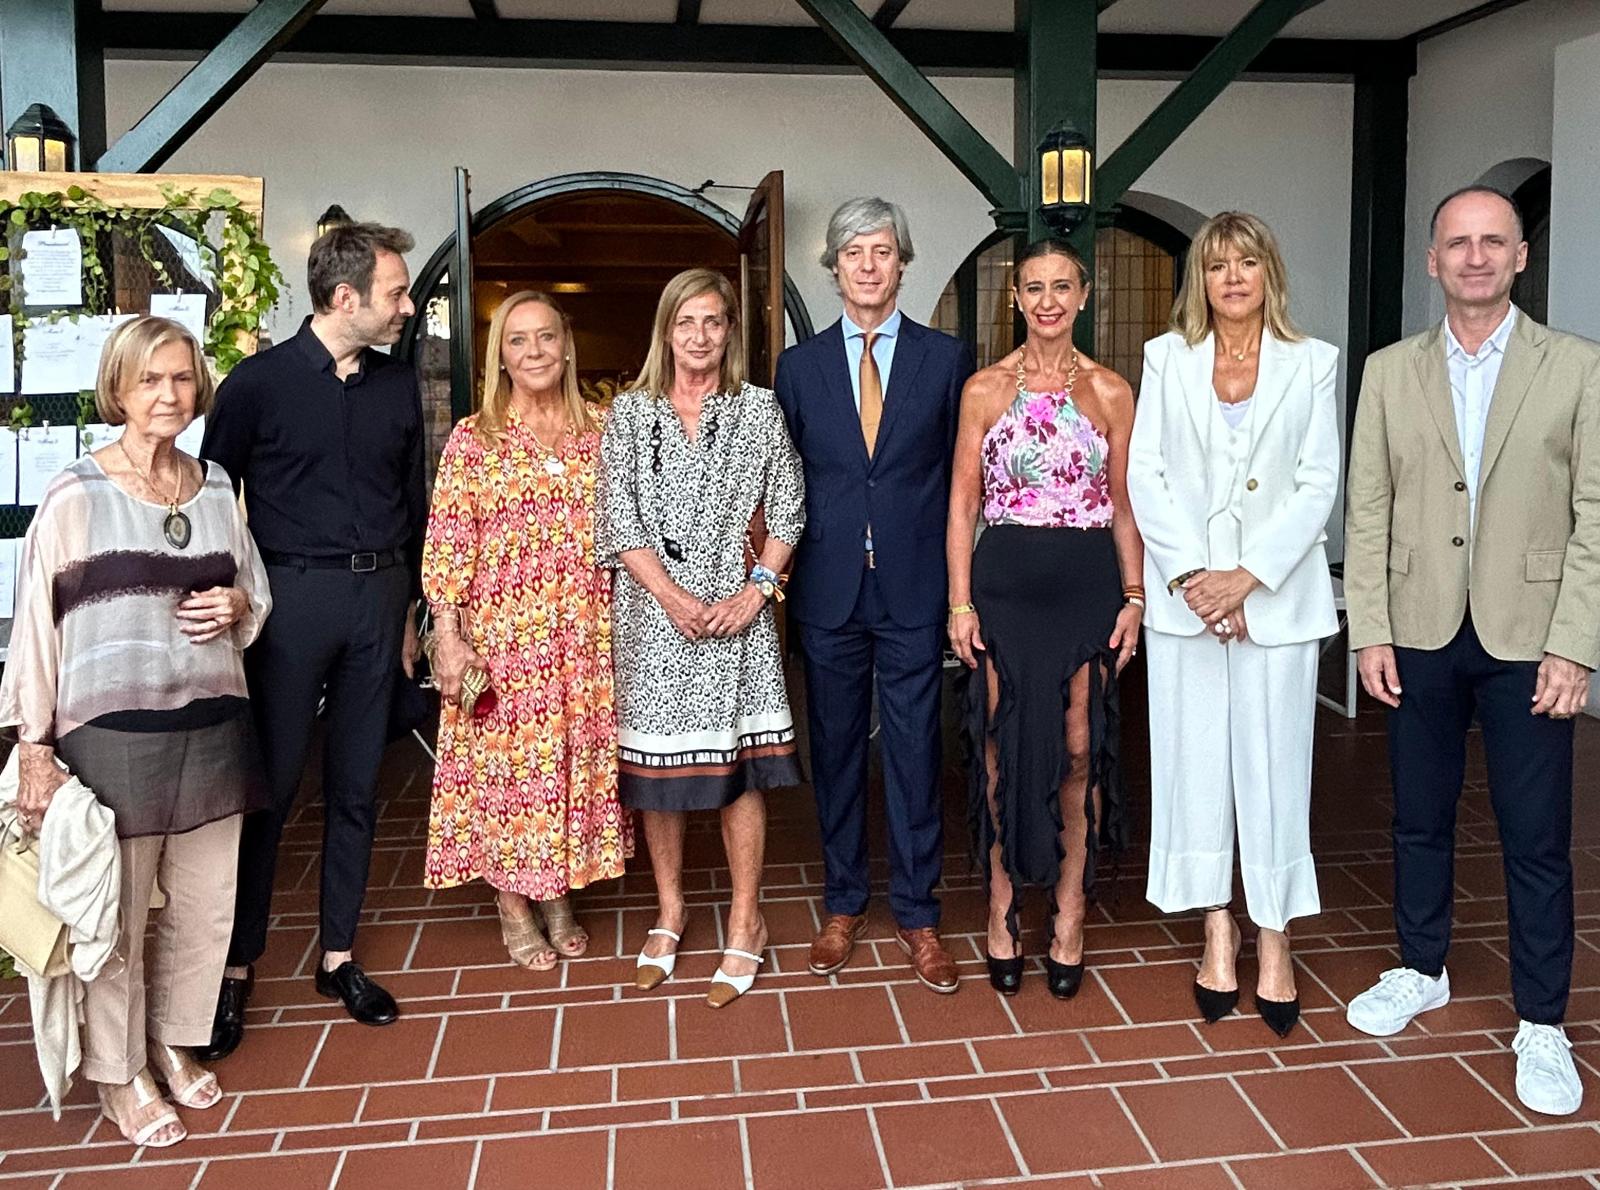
top-left (468, 0), bottom-right (499, 22)
top-left (871, 0), bottom-right (912, 29)
top-left (676, 0), bottom-right (700, 25)
top-left (99, 14), bottom-right (1401, 79)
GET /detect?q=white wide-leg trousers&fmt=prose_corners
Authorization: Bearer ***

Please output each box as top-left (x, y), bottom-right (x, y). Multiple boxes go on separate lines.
top-left (1143, 627), bottom-right (1321, 932)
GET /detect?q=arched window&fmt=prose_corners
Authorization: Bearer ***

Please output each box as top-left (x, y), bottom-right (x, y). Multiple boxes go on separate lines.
top-left (930, 208), bottom-right (1189, 394)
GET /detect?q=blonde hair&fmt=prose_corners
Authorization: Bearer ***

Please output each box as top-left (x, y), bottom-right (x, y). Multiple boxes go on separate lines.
top-left (1171, 211), bottom-right (1304, 347)
top-left (628, 269), bottom-right (747, 398)
top-left (477, 290), bottom-right (594, 445)
top-left (95, 315), bottom-right (215, 426)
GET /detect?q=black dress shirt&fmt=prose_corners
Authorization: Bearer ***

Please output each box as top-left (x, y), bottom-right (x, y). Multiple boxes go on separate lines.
top-left (201, 318), bottom-right (426, 597)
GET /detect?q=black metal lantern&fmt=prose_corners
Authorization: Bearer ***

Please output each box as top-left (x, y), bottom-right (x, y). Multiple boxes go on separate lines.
top-left (316, 204), bottom-right (353, 238)
top-left (6, 104), bottom-right (75, 172)
top-left (1038, 122), bottom-right (1093, 234)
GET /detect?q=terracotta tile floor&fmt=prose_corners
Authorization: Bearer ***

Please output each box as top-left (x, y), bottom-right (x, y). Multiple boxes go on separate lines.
top-left (3, 666), bottom-right (1600, 1189)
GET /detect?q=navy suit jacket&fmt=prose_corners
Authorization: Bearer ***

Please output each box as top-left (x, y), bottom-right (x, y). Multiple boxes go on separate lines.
top-left (775, 316), bottom-right (975, 630)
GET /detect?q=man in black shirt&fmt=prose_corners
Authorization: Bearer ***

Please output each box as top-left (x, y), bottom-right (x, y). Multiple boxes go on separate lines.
top-left (197, 223), bottom-right (425, 1054)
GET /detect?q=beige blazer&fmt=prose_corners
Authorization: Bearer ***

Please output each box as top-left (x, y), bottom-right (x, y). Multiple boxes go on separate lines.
top-left (1344, 310), bottom-right (1600, 669)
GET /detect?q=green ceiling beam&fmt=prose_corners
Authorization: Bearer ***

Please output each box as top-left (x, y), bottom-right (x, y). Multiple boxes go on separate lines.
top-left (794, 0), bottom-right (1020, 214)
top-left (97, 0), bottom-right (326, 173)
top-left (1095, 0), bottom-right (1327, 208)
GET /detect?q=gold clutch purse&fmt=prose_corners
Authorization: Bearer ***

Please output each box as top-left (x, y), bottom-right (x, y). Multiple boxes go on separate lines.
top-left (0, 815), bottom-right (72, 978)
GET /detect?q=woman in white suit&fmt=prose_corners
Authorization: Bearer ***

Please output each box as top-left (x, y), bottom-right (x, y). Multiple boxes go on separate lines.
top-left (1127, 211), bottom-right (1338, 1039)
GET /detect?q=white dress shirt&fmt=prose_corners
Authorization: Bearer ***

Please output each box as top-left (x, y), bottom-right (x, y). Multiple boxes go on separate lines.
top-left (1444, 304), bottom-right (1516, 534)
top-left (841, 307), bottom-right (902, 410)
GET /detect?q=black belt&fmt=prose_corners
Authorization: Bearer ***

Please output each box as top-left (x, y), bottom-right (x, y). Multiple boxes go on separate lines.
top-left (259, 549), bottom-right (405, 574)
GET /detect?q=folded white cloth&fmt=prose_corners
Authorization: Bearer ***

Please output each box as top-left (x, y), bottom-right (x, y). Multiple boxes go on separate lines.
top-left (0, 749), bottom-right (121, 1117)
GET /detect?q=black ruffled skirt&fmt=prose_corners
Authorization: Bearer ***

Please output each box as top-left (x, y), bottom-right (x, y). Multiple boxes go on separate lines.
top-left (963, 524), bottom-right (1126, 942)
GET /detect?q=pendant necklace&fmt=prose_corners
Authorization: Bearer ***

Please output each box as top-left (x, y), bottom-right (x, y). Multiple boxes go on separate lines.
top-left (524, 420), bottom-right (568, 477)
top-left (1016, 347), bottom-right (1079, 398)
top-left (119, 441), bottom-right (192, 550)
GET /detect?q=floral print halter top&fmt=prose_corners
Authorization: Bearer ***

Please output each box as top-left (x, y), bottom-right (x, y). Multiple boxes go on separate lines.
top-left (981, 364), bottom-right (1113, 529)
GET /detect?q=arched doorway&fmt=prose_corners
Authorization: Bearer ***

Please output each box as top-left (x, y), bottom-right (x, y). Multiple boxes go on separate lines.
top-left (930, 206), bottom-right (1191, 395)
top-left (399, 171), bottom-right (813, 472)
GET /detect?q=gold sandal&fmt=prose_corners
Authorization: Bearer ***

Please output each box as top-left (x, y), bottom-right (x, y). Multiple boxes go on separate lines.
top-left (148, 1043), bottom-right (222, 1109)
top-left (540, 896), bottom-right (588, 958)
top-left (99, 1070), bottom-right (186, 1149)
top-left (497, 895), bottom-right (557, 971)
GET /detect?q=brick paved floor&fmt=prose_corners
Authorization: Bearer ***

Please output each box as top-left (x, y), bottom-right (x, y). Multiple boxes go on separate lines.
top-left (2, 666), bottom-right (1599, 1188)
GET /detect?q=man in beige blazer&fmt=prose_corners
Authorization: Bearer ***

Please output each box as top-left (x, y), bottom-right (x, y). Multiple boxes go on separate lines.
top-left (1343, 186), bottom-right (1600, 1116)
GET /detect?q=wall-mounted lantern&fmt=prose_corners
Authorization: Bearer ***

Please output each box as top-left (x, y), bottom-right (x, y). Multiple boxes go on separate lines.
top-left (1038, 122), bottom-right (1093, 234)
top-left (316, 204), bottom-right (353, 238)
top-left (6, 104), bottom-right (75, 172)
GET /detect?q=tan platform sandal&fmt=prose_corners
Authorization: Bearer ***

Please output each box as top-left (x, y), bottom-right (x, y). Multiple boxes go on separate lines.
top-left (497, 895), bottom-right (557, 971)
top-left (541, 896), bottom-right (588, 958)
top-left (99, 1070), bottom-right (186, 1149)
top-left (148, 1043), bottom-right (222, 1109)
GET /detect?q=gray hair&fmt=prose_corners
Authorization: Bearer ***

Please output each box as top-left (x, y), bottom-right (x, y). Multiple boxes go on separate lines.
top-left (819, 197), bottom-right (916, 270)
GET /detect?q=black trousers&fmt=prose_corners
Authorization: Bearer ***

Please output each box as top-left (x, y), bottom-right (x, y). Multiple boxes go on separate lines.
top-left (798, 569), bottom-right (945, 929)
top-left (1390, 614), bottom-right (1575, 1024)
top-left (227, 562), bottom-right (410, 965)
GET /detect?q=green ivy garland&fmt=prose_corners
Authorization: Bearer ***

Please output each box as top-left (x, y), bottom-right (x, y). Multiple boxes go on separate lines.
top-left (0, 182), bottom-right (283, 424)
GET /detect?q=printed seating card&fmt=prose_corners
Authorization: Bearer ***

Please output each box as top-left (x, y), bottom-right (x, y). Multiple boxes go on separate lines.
top-left (16, 426), bottom-right (75, 506)
top-left (18, 228), bottom-right (83, 307)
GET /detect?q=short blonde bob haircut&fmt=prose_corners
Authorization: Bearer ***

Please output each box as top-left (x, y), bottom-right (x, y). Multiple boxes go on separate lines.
top-left (1171, 211), bottom-right (1303, 347)
top-left (95, 314), bottom-right (215, 427)
top-left (477, 290), bottom-right (595, 446)
top-left (628, 268), bottom-right (747, 398)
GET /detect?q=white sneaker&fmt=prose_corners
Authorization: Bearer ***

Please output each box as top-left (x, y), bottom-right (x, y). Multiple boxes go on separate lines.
top-left (1346, 967), bottom-right (1451, 1036)
top-left (1513, 1021), bottom-right (1583, 1116)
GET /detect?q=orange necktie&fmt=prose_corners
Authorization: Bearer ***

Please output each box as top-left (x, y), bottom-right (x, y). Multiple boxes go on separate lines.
top-left (860, 331), bottom-right (883, 457)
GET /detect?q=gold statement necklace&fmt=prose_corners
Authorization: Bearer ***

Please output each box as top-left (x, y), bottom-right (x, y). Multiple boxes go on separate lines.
top-left (1016, 347), bottom-right (1080, 398)
top-left (119, 440), bottom-right (192, 549)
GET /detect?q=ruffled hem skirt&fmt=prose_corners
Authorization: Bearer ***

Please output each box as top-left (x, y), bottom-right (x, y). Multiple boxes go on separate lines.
top-left (963, 524), bottom-right (1126, 941)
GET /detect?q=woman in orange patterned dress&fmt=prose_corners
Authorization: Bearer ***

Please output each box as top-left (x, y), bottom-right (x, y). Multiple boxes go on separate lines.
top-left (421, 290), bottom-right (632, 971)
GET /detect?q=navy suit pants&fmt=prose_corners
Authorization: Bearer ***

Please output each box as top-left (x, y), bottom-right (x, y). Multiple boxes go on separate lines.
top-left (798, 569), bottom-right (944, 929)
top-left (1389, 615), bottom-right (1575, 1024)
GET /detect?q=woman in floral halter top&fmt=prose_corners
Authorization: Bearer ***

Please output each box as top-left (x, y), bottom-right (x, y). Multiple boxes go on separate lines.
top-left (946, 238), bottom-right (1145, 1001)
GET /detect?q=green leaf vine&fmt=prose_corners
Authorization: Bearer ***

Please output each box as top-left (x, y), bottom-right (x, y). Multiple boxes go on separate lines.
top-left (0, 182), bottom-right (282, 382)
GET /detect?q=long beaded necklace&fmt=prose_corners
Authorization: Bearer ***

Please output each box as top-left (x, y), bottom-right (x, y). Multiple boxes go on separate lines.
top-left (118, 440), bottom-right (192, 550)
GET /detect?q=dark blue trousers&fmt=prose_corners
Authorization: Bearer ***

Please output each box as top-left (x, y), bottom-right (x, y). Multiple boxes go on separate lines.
top-left (798, 570), bottom-right (944, 929)
top-left (1390, 614), bottom-right (1575, 1024)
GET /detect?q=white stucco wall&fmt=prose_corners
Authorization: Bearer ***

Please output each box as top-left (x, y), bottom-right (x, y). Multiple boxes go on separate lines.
top-left (1550, 28), bottom-right (1600, 717)
top-left (102, 62), bottom-right (1353, 367)
top-left (1404, 0), bottom-right (1600, 332)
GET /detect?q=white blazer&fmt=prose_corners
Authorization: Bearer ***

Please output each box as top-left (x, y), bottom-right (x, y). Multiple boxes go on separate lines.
top-left (1127, 330), bottom-right (1340, 646)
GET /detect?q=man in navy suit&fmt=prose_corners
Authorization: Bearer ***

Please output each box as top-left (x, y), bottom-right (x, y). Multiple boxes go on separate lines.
top-left (775, 197), bottom-right (975, 993)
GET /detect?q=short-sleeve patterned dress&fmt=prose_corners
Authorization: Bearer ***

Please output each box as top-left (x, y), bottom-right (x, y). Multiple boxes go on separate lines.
top-left (421, 407), bottom-right (632, 899)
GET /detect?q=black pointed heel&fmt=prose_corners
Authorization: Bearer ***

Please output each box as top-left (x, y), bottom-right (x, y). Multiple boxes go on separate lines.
top-left (1256, 994), bottom-right (1301, 1038)
top-left (1193, 980), bottom-right (1239, 1023)
top-left (1045, 957), bottom-right (1084, 1000)
top-left (986, 953), bottom-right (1024, 997)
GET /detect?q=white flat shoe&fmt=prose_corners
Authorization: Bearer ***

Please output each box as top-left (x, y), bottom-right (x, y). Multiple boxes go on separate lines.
top-left (707, 947), bottom-right (765, 1009)
top-left (635, 927), bottom-right (682, 992)
top-left (1346, 967), bottom-right (1450, 1037)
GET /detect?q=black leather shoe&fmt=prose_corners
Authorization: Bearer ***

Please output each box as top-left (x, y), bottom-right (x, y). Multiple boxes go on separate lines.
top-left (1194, 980), bottom-right (1240, 1023)
top-left (315, 960), bottom-right (399, 1026)
top-left (194, 966), bottom-right (253, 1061)
top-left (1045, 957), bottom-right (1084, 1000)
top-left (986, 953), bottom-right (1024, 997)
top-left (1256, 994), bottom-right (1301, 1038)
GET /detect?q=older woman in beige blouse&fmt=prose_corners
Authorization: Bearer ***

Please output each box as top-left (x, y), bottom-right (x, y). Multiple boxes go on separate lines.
top-left (1, 316), bottom-right (270, 1149)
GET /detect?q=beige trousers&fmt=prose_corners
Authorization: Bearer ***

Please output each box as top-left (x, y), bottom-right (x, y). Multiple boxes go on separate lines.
top-left (81, 813), bottom-right (241, 1085)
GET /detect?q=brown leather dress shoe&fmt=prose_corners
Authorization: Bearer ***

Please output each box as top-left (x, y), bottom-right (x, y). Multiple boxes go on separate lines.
top-left (896, 927), bottom-right (959, 994)
top-left (808, 913), bottom-right (869, 976)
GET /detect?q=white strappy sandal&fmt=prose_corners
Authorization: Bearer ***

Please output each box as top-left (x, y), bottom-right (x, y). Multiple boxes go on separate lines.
top-left (149, 1044), bottom-right (222, 1110)
top-left (635, 927), bottom-right (682, 992)
top-left (706, 947), bottom-right (765, 1009)
top-left (100, 1071), bottom-right (186, 1149)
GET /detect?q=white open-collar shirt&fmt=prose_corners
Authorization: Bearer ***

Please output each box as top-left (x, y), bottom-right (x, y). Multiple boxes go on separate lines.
top-left (1443, 303), bottom-right (1516, 536)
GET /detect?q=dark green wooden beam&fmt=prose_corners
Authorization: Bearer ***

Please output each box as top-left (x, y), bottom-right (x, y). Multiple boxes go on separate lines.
top-left (469, 0), bottom-right (500, 21)
top-left (97, 0), bottom-right (327, 172)
top-left (872, 0), bottom-right (912, 29)
top-left (1345, 56), bottom-right (1413, 459)
top-left (0, 0), bottom-right (107, 166)
top-left (794, 0), bottom-right (1020, 213)
top-left (676, 0), bottom-right (701, 24)
top-left (1014, 0), bottom-right (1099, 349)
top-left (1095, 0), bottom-right (1327, 207)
